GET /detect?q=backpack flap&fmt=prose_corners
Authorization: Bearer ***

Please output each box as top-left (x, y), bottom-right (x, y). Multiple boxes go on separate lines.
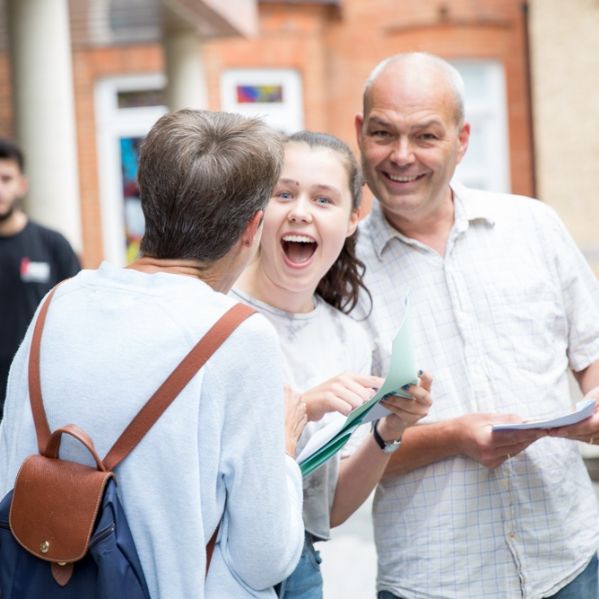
top-left (9, 454), bottom-right (113, 563)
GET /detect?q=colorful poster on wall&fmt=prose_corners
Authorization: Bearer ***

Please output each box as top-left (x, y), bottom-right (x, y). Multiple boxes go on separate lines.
top-left (236, 84), bottom-right (283, 103)
top-left (221, 69), bottom-right (303, 133)
top-left (119, 136), bottom-right (145, 262)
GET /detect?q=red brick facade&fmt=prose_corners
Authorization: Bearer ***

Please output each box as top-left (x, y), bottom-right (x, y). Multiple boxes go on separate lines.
top-left (0, 0), bottom-right (534, 265)
top-left (205, 0), bottom-right (534, 198)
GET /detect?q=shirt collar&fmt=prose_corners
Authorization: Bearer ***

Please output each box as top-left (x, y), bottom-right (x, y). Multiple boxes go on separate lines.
top-left (367, 182), bottom-right (496, 259)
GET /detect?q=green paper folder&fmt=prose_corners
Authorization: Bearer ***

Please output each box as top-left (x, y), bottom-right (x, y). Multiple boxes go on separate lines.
top-left (297, 298), bottom-right (417, 477)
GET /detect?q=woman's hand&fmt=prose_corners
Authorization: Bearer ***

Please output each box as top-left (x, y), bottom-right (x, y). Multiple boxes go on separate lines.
top-left (300, 373), bottom-right (385, 422)
top-left (284, 385), bottom-right (307, 457)
top-left (377, 371), bottom-right (433, 442)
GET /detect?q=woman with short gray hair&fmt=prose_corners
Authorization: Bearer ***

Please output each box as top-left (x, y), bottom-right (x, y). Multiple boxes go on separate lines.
top-left (0, 109), bottom-right (305, 598)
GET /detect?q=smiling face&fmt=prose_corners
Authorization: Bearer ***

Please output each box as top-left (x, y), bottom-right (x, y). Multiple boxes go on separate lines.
top-left (356, 59), bottom-right (470, 231)
top-left (257, 142), bottom-right (359, 308)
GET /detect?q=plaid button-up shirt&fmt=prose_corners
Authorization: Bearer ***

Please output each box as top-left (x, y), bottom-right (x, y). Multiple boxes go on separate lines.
top-left (354, 184), bottom-right (599, 599)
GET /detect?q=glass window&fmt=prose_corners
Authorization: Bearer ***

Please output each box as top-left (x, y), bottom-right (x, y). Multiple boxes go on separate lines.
top-left (117, 89), bottom-right (165, 109)
top-left (451, 60), bottom-right (511, 193)
top-left (95, 74), bottom-right (167, 265)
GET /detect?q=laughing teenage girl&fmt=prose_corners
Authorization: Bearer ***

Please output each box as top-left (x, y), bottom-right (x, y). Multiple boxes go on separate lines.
top-left (233, 131), bottom-right (432, 599)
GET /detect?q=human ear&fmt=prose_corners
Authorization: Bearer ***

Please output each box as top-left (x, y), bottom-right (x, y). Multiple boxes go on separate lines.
top-left (354, 113), bottom-right (365, 149)
top-left (346, 209), bottom-right (360, 237)
top-left (456, 122), bottom-right (471, 164)
top-left (17, 174), bottom-right (28, 198)
top-left (241, 210), bottom-right (264, 248)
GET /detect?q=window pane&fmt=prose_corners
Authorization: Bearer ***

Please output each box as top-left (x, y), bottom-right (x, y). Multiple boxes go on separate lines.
top-left (117, 89), bottom-right (165, 109)
top-left (119, 136), bottom-right (145, 262)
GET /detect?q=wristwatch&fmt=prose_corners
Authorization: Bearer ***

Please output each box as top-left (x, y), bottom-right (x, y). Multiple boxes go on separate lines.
top-left (371, 419), bottom-right (402, 454)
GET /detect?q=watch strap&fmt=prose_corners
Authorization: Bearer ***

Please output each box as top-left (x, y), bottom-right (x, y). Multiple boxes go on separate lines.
top-left (371, 419), bottom-right (402, 453)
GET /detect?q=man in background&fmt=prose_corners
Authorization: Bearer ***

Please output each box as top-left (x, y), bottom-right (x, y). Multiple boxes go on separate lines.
top-left (0, 138), bottom-right (80, 417)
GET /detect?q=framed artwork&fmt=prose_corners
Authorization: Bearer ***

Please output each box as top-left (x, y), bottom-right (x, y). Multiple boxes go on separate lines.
top-left (220, 68), bottom-right (303, 133)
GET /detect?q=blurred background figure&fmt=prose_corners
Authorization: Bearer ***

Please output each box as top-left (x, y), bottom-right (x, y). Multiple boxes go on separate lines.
top-left (0, 138), bottom-right (80, 419)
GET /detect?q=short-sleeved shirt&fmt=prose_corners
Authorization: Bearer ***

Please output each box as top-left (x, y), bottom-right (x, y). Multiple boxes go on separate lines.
top-left (354, 184), bottom-right (599, 599)
top-left (0, 219), bottom-right (80, 409)
top-left (232, 289), bottom-right (372, 541)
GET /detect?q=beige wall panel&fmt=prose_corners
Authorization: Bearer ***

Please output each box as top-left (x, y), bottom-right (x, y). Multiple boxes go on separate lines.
top-left (529, 0), bottom-right (599, 274)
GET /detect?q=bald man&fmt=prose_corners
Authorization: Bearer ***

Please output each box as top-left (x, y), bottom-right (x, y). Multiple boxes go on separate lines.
top-left (353, 53), bottom-right (599, 599)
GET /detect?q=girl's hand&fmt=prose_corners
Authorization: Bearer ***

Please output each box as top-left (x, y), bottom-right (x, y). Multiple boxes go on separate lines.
top-left (301, 373), bottom-right (385, 422)
top-left (284, 385), bottom-right (307, 457)
top-left (377, 371), bottom-right (433, 441)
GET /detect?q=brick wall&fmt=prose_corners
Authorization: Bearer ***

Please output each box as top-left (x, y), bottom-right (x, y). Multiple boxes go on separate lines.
top-left (2, 0), bottom-right (535, 263)
top-left (205, 0), bottom-right (535, 202)
top-left (0, 53), bottom-right (13, 138)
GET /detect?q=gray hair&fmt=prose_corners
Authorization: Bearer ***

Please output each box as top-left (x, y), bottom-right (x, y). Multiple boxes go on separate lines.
top-left (363, 52), bottom-right (466, 125)
top-left (138, 109), bottom-right (283, 262)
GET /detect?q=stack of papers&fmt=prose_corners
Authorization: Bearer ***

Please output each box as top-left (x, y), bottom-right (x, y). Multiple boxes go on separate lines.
top-left (491, 398), bottom-right (596, 431)
top-left (297, 299), bottom-right (417, 477)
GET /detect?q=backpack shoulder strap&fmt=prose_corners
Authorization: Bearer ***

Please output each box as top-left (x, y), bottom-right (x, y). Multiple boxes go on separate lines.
top-left (102, 302), bottom-right (255, 471)
top-left (29, 289), bottom-right (252, 575)
top-left (28, 290), bottom-right (255, 465)
top-left (28, 286), bottom-right (60, 453)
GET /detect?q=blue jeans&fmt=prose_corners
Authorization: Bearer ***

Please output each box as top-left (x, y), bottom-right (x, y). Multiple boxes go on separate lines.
top-left (275, 533), bottom-right (323, 599)
top-left (377, 554), bottom-right (599, 599)
top-left (547, 554), bottom-right (598, 599)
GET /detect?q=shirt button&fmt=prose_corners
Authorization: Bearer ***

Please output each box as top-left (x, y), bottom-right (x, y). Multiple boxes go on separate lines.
top-left (508, 532), bottom-right (516, 540)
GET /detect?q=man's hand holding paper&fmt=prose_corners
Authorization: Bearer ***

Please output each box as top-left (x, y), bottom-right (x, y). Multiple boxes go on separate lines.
top-left (547, 386), bottom-right (599, 444)
top-left (456, 413), bottom-right (548, 469)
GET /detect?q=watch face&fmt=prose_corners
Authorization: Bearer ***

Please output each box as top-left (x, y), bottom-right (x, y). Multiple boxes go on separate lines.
top-left (383, 441), bottom-right (401, 454)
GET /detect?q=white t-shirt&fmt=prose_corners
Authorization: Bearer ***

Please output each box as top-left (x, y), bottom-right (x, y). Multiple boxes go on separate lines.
top-left (232, 289), bottom-right (372, 540)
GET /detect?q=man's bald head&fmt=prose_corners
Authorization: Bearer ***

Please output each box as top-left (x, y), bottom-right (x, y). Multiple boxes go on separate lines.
top-left (362, 53), bottom-right (466, 126)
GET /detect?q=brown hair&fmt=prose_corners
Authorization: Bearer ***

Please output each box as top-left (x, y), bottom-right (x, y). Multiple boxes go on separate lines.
top-left (285, 131), bottom-right (370, 314)
top-left (139, 109), bottom-right (283, 262)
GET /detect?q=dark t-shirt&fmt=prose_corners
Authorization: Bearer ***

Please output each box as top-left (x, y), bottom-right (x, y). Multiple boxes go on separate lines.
top-left (0, 220), bottom-right (80, 415)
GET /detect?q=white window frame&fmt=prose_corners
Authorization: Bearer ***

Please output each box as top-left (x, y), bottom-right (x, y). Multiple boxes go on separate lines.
top-left (95, 74), bottom-right (167, 266)
top-left (451, 59), bottom-right (511, 193)
top-left (220, 68), bottom-right (304, 133)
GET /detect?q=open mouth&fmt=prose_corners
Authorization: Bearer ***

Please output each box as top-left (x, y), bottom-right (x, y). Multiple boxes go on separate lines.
top-left (281, 234), bottom-right (318, 265)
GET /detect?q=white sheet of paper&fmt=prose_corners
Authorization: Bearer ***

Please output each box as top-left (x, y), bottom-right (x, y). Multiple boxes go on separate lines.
top-left (492, 398), bottom-right (596, 431)
top-left (296, 414), bottom-right (347, 464)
